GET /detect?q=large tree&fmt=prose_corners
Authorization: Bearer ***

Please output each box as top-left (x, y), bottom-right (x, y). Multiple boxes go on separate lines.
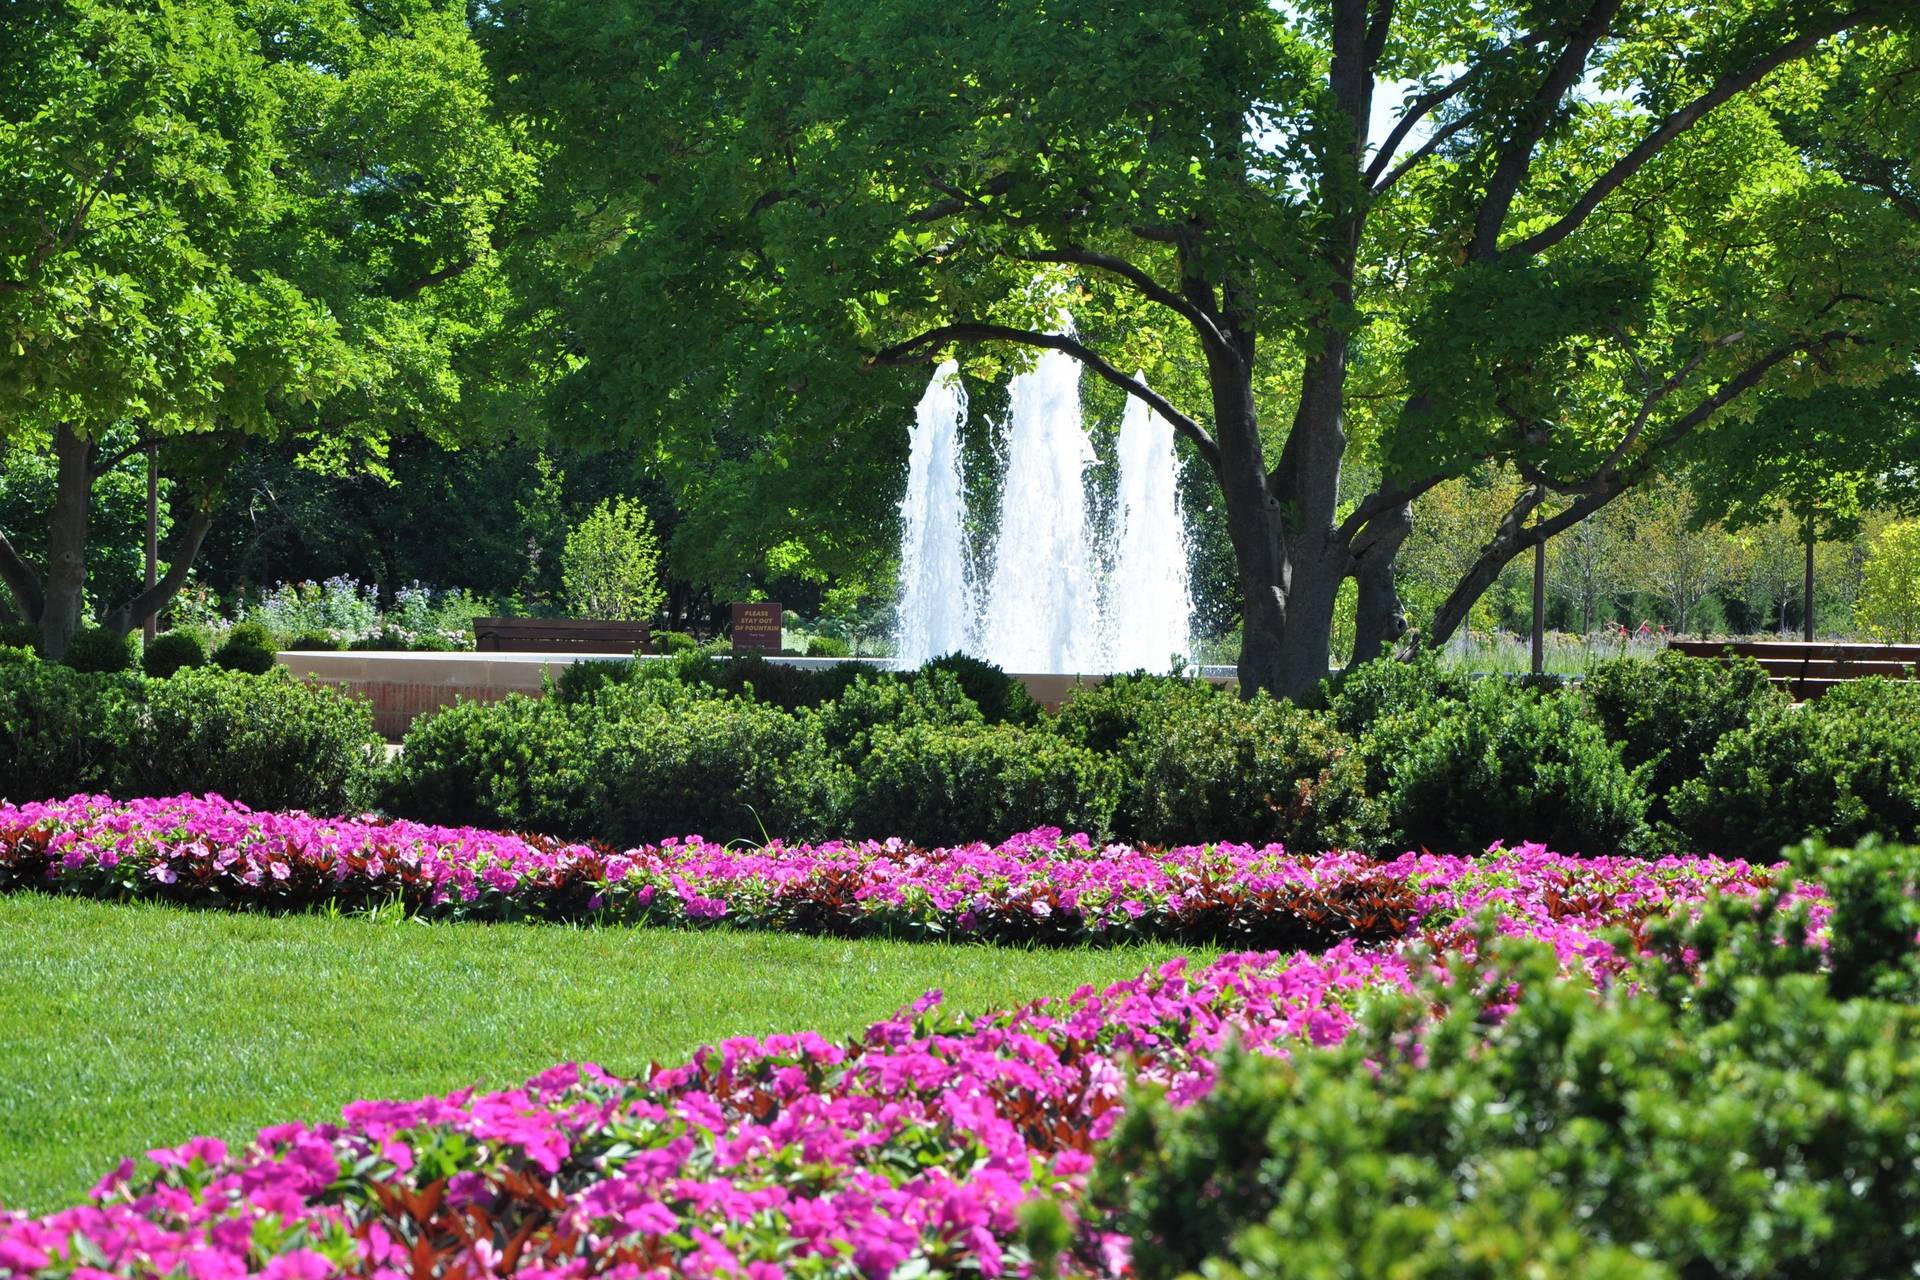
top-left (0, 0), bottom-right (527, 656)
top-left (485, 0), bottom-right (1917, 697)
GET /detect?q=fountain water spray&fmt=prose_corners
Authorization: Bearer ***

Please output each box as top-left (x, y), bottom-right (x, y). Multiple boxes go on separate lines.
top-left (894, 345), bottom-right (1195, 673)
top-left (894, 360), bottom-right (974, 664)
top-left (1103, 377), bottom-right (1194, 671)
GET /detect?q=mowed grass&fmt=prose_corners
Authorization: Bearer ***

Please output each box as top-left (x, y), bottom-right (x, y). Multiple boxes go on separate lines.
top-left (0, 893), bottom-right (1215, 1214)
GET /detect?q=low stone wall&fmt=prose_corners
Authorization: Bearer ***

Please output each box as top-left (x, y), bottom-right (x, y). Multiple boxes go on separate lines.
top-left (276, 651), bottom-right (1238, 740)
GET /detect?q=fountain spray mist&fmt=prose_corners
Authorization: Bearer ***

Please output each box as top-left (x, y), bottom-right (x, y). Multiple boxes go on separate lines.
top-left (1103, 377), bottom-right (1194, 670)
top-left (894, 360), bottom-right (974, 663)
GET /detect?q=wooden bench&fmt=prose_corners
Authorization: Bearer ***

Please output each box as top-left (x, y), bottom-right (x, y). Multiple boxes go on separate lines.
top-left (472, 617), bottom-right (652, 654)
top-left (1667, 639), bottom-right (1920, 700)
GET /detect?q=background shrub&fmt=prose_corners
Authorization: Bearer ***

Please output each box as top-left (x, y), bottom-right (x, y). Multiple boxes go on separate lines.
top-left (141, 631), bottom-right (207, 679)
top-left (813, 670), bottom-right (982, 759)
top-left (382, 695), bottom-right (598, 835)
top-left (213, 620), bottom-right (279, 674)
top-left (1321, 653), bottom-right (1470, 738)
top-left (805, 635), bottom-right (852, 658)
top-left (1058, 676), bottom-right (1383, 849)
top-left (1585, 650), bottom-right (1784, 821)
top-left (1672, 678), bottom-right (1920, 858)
top-left (847, 722), bottom-right (1119, 845)
top-left (585, 694), bottom-right (843, 845)
top-left (653, 629), bottom-right (698, 655)
top-left (127, 669), bottom-right (381, 812)
top-left (60, 627), bottom-right (136, 674)
top-left (923, 653), bottom-right (1043, 726)
top-left (550, 657), bottom-right (634, 706)
top-left (286, 631), bottom-right (343, 651)
top-left (0, 622), bottom-right (41, 654)
top-left (1375, 679), bottom-right (1653, 855)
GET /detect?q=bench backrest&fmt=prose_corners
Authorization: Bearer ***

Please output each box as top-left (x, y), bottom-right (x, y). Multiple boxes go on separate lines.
top-left (1667, 639), bottom-right (1917, 699)
top-left (472, 617), bottom-right (652, 654)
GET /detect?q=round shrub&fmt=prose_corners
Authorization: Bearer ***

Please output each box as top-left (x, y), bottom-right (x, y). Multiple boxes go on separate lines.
top-left (213, 621), bottom-right (279, 674)
top-left (921, 653), bottom-right (1042, 726)
top-left (127, 668), bottom-right (382, 812)
top-left (62, 627), bottom-right (136, 674)
top-left (0, 661), bottom-right (140, 799)
top-left (813, 669), bottom-right (983, 759)
top-left (1584, 650), bottom-right (1784, 818)
top-left (551, 657), bottom-right (634, 705)
top-left (286, 631), bottom-right (343, 651)
top-left (141, 631), bottom-right (207, 679)
top-left (1321, 652), bottom-right (1470, 737)
top-left (383, 695), bottom-right (598, 836)
top-left (805, 635), bottom-right (852, 658)
top-left (1376, 679), bottom-right (1653, 855)
top-left (1062, 677), bottom-right (1383, 850)
top-left (1671, 678), bottom-right (1920, 859)
top-left (653, 629), bottom-right (698, 655)
top-left (847, 722), bottom-right (1120, 845)
top-left (585, 696), bottom-right (844, 845)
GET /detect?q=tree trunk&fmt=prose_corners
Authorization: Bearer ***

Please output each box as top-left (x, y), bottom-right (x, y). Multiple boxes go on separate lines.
top-left (39, 424), bottom-right (93, 660)
top-left (1350, 498), bottom-right (1412, 666)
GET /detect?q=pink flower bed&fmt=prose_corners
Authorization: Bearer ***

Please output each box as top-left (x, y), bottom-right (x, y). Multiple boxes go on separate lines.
top-left (0, 796), bottom-right (1821, 1277)
top-left (0, 795), bottom-right (1802, 953)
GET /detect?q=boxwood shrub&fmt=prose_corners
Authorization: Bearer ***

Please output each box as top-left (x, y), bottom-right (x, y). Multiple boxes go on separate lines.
top-left (1057, 676), bottom-right (1383, 850)
top-left (1672, 678), bottom-right (1920, 858)
top-left (141, 630), bottom-right (208, 678)
top-left (847, 722), bottom-right (1120, 845)
top-left (62, 627), bottom-right (136, 674)
top-left (1373, 678), bottom-right (1653, 855)
top-left (1584, 649), bottom-right (1784, 820)
top-left (381, 694), bottom-right (598, 836)
top-left (0, 661), bottom-right (140, 800)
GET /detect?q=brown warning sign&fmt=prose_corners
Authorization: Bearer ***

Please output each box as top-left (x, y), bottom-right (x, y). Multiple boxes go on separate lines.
top-left (730, 601), bottom-right (783, 652)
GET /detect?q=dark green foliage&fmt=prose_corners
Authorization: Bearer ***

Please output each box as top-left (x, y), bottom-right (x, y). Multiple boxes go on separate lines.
top-left (0, 663), bottom-right (139, 800)
top-left (805, 635), bottom-right (852, 658)
top-left (586, 696), bottom-right (844, 845)
top-left (653, 630), bottom-right (698, 654)
top-left (0, 623), bottom-right (41, 654)
top-left (1376, 679), bottom-right (1652, 855)
top-left (127, 670), bottom-right (381, 812)
top-left (1321, 653), bottom-right (1470, 739)
top-left (923, 653), bottom-right (1043, 726)
top-left (813, 670), bottom-right (983, 759)
top-left (0, 662), bottom-right (372, 809)
top-left (141, 631), bottom-right (207, 679)
top-left (60, 628), bottom-right (136, 674)
top-left (286, 631), bottom-right (343, 651)
top-left (381, 696), bottom-right (598, 836)
top-left (1100, 874), bottom-right (1920, 1280)
top-left (1672, 678), bottom-right (1920, 858)
top-left (550, 657), bottom-right (634, 706)
top-left (847, 723), bottom-right (1120, 845)
top-left (1057, 676), bottom-right (1384, 850)
top-left (213, 621), bottom-right (279, 674)
top-left (1585, 651), bottom-right (1785, 816)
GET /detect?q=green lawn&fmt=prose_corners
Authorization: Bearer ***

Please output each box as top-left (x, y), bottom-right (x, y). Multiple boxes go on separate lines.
top-left (0, 893), bottom-right (1212, 1214)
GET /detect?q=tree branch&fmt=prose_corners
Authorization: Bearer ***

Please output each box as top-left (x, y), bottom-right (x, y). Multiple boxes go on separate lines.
top-left (1364, 30), bottom-right (1550, 188)
top-left (1504, 6), bottom-right (1890, 258)
top-left (102, 507), bottom-right (215, 638)
top-left (1336, 472), bottom-right (1450, 545)
top-left (1469, 0), bottom-right (1625, 260)
top-left (867, 322), bottom-right (1222, 471)
top-left (391, 254), bottom-right (479, 300)
top-left (1012, 245), bottom-right (1232, 353)
top-left (0, 527), bottom-right (44, 623)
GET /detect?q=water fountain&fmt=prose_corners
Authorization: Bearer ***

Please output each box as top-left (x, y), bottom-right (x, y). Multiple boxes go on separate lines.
top-left (894, 360), bottom-right (974, 665)
top-left (1102, 377), bottom-right (1194, 671)
top-left (894, 345), bottom-right (1194, 673)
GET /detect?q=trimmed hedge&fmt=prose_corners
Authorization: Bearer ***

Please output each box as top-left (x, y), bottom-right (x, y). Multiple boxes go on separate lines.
top-left (62, 627), bottom-right (136, 674)
top-left (0, 660), bottom-right (376, 810)
top-left (1370, 678), bottom-right (1653, 856)
top-left (847, 722), bottom-right (1120, 846)
top-left (381, 694), bottom-right (597, 836)
top-left (142, 631), bottom-right (207, 679)
top-left (1057, 676), bottom-right (1383, 850)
